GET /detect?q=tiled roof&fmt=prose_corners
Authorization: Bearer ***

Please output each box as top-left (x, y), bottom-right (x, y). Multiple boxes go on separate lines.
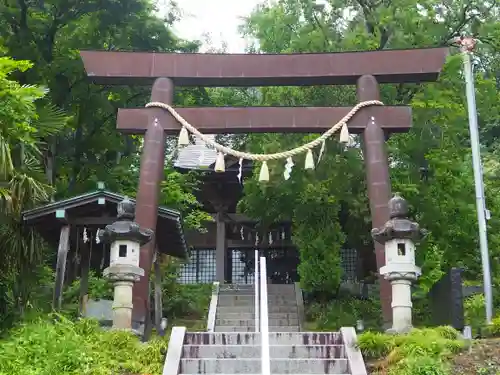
top-left (174, 134), bottom-right (217, 170)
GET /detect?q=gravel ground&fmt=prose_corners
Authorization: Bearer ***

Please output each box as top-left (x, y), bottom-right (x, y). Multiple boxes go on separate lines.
top-left (452, 339), bottom-right (500, 375)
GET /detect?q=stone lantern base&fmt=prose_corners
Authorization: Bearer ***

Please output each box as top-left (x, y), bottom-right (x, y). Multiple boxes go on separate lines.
top-left (382, 269), bottom-right (420, 334)
top-left (104, 264), bottom-right (144, 331)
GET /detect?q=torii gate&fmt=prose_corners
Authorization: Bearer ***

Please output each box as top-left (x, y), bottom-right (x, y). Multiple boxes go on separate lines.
top-left (80, 48), bottom-right (448, 329)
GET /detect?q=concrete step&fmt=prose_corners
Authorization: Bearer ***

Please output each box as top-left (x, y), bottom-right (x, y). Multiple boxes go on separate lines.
top-left (214, 326), bottom-right (256, 332)
top-left (216, 312), bottom-right (299, 321)
top-left (184, 332), bottom-right (343, 346)
top-left (211, 327), bottom-right (301, 333)
top-left (218, 290), bottom-right (296, 296)
top-left (219, 284), bottom-right (295, 290)
top-left (181, 344), bottom-right (346, 359)
top-left (179, 358), bottom-right (349, 373)
top-left (217, 296), bottom-right (297, 307)
top-left (219, 306), bottom-right (297, 314)
top-left (218, 293), bottom-right (296, 299)
top-left (216, 318), bottom-right (299, 327)
top-left (269, 326), bottom-right (300, 332)
top-left (218, 295), bottom-right (295, 302)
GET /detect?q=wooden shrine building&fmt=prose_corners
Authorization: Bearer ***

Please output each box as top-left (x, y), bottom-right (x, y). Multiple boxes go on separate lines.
top-left (21, 189), bottom-right (187, 314)
top-left (174, 136), bottom-right (360, 286)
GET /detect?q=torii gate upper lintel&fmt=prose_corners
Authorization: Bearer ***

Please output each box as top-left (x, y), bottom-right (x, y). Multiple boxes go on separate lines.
top-left (79, 48), bottom-right (449, 329)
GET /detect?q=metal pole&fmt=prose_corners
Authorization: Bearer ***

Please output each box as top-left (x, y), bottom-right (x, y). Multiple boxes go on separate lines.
top-left (458, 36), bottom-right (493, 324)
top-left (254, 249), bottom-right (260, 333)
top-left (260, 256), bottom-right (271, 375)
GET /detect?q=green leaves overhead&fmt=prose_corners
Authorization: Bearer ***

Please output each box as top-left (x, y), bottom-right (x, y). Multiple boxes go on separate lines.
top-left (239, 0), bottom-right (500, 293)
top-left (0, 0), bottom-right (205, 331)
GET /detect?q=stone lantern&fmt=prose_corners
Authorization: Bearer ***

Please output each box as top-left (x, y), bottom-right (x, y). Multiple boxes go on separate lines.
top-left (98, 198), bottom-right (153, 330)
top-left (371, 193), bottom-right (427, 334)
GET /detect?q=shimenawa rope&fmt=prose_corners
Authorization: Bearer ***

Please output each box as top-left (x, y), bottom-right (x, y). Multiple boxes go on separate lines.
top-left (145, 100), bottom-right (383, 161)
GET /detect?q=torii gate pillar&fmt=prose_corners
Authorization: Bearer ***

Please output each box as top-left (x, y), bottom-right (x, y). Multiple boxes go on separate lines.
top-left (132, 78), bottom-right (174, 329)
top-left (358, 75), bottom-right (392, 324)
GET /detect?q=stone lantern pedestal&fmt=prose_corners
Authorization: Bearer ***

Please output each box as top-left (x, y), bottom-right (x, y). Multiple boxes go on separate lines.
top-left (103, 265), bottom-right (144, 330)
top-left (98, 198), bottom-right (153, 331)
top-left (371, 193), bottom-right (427, 334)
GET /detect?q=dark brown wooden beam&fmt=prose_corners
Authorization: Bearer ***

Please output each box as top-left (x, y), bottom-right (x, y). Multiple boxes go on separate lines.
top-left (153, 252), bottom-right (163, 333)
top-left (80, 48), bottom-right (448, 86)
top-left (78, 239), bottom-right (91, 317)
top-left (53, 225), bottom-right (70, 310)
top-left (68, 217), bottom-right (115, 226)
top-left (209, 213), bottom-right (292, 224)
top-left (215, 212), bottom-right (227, 283)
top-left (117, 106), bottom-right (412, 135)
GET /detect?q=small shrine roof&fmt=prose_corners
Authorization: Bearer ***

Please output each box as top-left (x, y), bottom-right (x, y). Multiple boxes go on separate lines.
top-left (21, 190), bottom-right (187, 258)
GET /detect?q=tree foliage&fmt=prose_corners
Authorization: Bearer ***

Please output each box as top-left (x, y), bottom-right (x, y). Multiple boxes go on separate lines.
top-left (0, 0), bottom-right (499, 332)
top-left (0, 0), bottom-right (210, 329)
top-left (239, 0), bottom-right (500, 294)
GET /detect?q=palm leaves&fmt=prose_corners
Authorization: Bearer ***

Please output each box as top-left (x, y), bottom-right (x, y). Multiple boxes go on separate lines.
top-left (0, 57), bottom-right (68, 326)
top-left (0, 57), bottom-right (69, 213)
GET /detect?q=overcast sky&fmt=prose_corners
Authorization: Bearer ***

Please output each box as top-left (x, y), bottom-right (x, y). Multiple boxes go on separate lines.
top-left (170, 0), bottom-right (263, 53)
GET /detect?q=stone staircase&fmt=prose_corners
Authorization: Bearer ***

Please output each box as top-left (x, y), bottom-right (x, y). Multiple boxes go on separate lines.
top-left (164, 328), bottom-right (366, 374)
top-left (215, 284), bottom-right (300, 333)
top-left (163, 283), bottom-right (367, 375)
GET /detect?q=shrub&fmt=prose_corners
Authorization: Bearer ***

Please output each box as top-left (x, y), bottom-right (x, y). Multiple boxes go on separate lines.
top-left (0, 315), bottom-right (167, 375)
top-left (159, 258), bottom-right (212, 320)
top-left (64, 271), bottom-right (114, 303)
top-left (357, 331), bottom-right (394, 359)
top-left (479, 315), bottom-right (500, 338)
top-left (63, 259), bottom-right (212, 322)
top-left (464, 293), bottom-right (486, 335)
top-left (390, 355), bottom-right (449, 375)
top-left (305, 297), bottom-right (382, 331)
top-left (358, 327), bottom-right (464, 375)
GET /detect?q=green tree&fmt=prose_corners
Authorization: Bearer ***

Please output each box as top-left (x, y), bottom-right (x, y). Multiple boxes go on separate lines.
top-left (0, 0), bottom-right (211, 328)
top-left (239, 0), bottom-right (500, 295)
top-left (0, 56), bottom-right (68, 328)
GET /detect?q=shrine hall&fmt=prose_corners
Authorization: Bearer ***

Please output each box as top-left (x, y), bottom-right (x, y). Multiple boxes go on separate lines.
top-left (174, 135), bottom-right (366, 286)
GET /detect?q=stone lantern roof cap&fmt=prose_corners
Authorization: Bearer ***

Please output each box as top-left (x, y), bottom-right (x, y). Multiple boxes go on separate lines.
top-left (371, 193), bottom-right (427, 245)
top-left (117, 197), bottom-right (135, 220)
top-left (389, 192), bottom-right (409, 219)
top-left (98, 197), bottom-right (154, 245)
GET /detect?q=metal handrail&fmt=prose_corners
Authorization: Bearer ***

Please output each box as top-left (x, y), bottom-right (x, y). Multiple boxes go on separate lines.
top-left (260, 256), bottom-right (271, 375)
top-left (206, 281), bottom-right (219, 332)
top-left (254, 249), bottom-right (260, 333)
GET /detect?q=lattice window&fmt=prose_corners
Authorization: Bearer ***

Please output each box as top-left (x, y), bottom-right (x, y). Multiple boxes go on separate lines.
top-left (178, 248), bottom-right (217, 284)
top-left (231, 249), bottom-right (256, 285)
top-left (230, 247), bottom-right (299, 285)
top-left (340, 248), bottom-right (358, 282)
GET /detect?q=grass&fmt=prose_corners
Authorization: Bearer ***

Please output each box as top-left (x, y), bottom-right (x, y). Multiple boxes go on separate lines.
top-left (358, 326), bottom-right (465, 375)
top-left (0, 284), bottom-right (211, 375)
top-left (303, 291), bottom-right (500, 374)
top-left (2, 306), bottom-right (499, 375)
top-left (0, 315), bottom-right (168, 375)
